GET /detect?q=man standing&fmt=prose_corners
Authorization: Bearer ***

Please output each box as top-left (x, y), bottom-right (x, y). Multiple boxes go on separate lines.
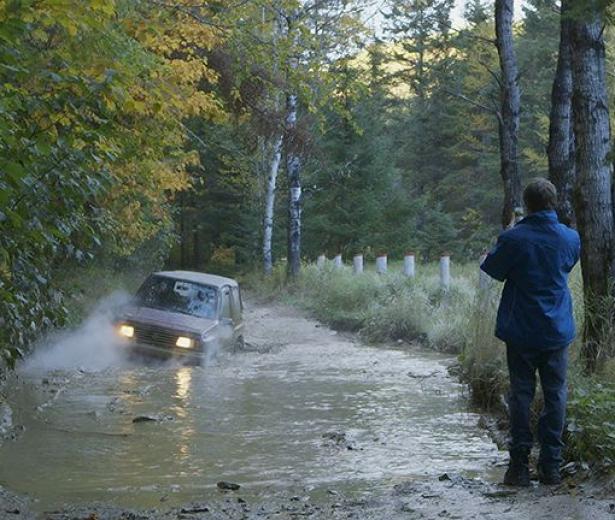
top-left (481, 178), bottom-right (581, 486)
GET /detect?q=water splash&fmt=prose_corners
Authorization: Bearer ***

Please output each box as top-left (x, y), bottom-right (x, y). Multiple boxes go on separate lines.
top-left (22, 291), bottom-right (131, 373)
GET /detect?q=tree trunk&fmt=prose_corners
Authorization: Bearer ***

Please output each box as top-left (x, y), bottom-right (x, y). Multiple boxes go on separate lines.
top-left (495, 0), bottom-right (522, 229)
top-left (570, 4), bottom-right (615, 373)
top-left (548, 0), bottom-right (576, 227)
top-left (263, 135), bottom-right (283, 276)
top-left (285, 92), bottom-right (302, 278)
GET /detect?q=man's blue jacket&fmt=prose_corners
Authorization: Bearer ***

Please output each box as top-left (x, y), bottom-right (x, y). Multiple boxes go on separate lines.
top-left (480, 210), bottom-right (581, 350)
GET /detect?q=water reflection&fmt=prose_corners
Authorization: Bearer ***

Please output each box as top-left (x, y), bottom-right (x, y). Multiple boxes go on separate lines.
top-left (0, 340), bottom-right (501, 510)
top-left (175, 367), bottom-right (192, 401)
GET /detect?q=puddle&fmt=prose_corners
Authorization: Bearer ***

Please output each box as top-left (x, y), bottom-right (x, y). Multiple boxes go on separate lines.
top-left (0, 304), bottom-right (501, 511)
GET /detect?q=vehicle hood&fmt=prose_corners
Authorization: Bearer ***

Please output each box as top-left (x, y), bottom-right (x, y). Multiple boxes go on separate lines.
top-left (119, 305), bottom-right (217, 335)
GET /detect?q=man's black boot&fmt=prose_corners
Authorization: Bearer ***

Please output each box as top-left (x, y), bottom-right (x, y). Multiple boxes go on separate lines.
top-left (503, 454), bottom-right (531, 487)
top-left (538, 464), bottom-right (562, 485)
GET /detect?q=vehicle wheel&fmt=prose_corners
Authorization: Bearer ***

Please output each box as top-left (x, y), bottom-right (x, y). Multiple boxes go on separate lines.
top-left (199, 342), bottom-right (217, 366)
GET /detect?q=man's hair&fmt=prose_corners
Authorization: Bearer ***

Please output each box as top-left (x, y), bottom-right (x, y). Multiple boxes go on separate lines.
top-left (523, 178), bottom-right (558, 213)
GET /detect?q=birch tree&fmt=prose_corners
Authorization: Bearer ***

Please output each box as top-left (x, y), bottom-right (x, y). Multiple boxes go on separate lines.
top-left (281, 9), bottom-right (303, 278)
top-left (227, 0), bottom-right (364, 277)
top-left (263, 135), bottom-right (284, 275)
top-left (262, 13), bottom-right (285, 276)
top-left (279, 1), bottom-right (365, 278)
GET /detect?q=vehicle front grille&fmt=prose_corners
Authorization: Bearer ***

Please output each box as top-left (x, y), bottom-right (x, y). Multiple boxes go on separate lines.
top-left (130, 322), bottom-right (197, 350)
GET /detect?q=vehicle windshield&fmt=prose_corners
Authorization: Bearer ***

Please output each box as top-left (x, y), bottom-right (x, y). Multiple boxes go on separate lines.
top-left (135, 276), bottom-right (218, 319)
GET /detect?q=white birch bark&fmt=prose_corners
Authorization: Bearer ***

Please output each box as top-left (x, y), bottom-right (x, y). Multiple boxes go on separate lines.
top-left (286, 91), bottom-right (302, 278)
top-left (263, 135), bottom-right (284, 275)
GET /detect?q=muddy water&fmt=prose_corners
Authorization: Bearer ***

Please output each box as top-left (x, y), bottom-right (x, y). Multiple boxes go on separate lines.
top-left (0, 303), bottom-right (500, 511)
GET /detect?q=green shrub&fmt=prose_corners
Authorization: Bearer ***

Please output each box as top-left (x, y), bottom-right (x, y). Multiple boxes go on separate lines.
top-left (567, 374), bottom-right (615, 468)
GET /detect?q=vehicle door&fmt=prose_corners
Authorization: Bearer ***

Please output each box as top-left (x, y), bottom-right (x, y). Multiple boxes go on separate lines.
top-left (230, 286), bottom-right (244, 340)
top-left (218, 286), bottom-right (234, 348)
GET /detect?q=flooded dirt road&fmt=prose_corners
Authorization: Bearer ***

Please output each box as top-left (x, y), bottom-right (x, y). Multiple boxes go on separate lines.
top-left (0, 301), bottom-right (613, 519)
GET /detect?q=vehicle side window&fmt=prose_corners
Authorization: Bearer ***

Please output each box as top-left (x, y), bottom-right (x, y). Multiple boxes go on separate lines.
top-left (231, 287), bottom-right (241, 321)
top-left (220, 288), bottom-right (232, 319)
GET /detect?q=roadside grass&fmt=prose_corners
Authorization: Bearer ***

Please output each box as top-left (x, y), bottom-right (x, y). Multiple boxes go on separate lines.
top-left (247, 260), bottom-right (615, 470)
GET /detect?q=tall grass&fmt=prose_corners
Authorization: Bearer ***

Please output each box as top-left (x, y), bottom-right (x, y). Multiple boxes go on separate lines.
top-left (290, 263), bottom-right (477, 352)
top-left (247, 260), bottom-right (615, 468)
top-left (246, 261), bottom-right (486, 353)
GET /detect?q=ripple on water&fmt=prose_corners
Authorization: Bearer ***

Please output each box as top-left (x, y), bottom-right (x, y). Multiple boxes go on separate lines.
top-left (0, 331), bottom-right (500, 510)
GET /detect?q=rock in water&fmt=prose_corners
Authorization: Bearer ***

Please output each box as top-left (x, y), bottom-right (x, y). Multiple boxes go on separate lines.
top-left (132, 415), bottom-right (159, 423)
top-left (217, 481), bottom-right (241, 491)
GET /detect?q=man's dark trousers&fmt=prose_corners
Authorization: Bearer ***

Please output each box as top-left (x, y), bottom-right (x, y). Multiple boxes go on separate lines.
top-left (506, 344), bottom-right (568, 467)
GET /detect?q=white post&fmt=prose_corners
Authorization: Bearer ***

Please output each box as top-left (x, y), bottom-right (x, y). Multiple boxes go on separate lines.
top-left (376, 254), bottom-right (388, 274)
top-left (479, 253), bottom-right (490, 290)
top-left (353, 254), bottom-right (364, 274)
top-left (403, 253), bottom-right (416, 278)
top-left (334, 254), bottom-right (343, 269)
top-left (317, 254), bottom-right (326, 269)
top-left (440, 255), bottom-right (451, 291)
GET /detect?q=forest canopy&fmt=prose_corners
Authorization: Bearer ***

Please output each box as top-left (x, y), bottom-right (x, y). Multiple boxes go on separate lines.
top-left (2, 0), bottom-right (615, 373)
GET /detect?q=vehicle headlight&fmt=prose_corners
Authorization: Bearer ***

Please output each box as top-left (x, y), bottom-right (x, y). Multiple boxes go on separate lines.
top-left (176, 336), bottom-right (194, 349)
top-left (119, 325), bottom-right (135, 338)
